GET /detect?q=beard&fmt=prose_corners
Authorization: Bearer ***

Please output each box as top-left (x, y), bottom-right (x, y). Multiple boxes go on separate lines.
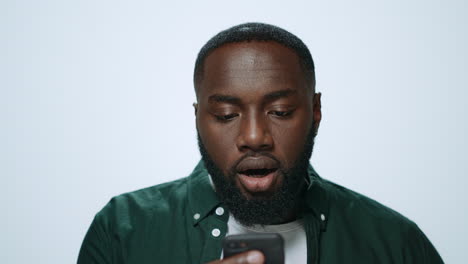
top-left (197, 126), bottom-right (316, 227)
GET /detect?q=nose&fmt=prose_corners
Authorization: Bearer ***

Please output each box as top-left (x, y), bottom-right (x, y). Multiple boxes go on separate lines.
top-left (236, 113), bottom-right (273, 152)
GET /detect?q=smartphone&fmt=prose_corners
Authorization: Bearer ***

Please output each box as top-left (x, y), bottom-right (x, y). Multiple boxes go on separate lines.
top-left (222, 233), bottom-right (284, 264)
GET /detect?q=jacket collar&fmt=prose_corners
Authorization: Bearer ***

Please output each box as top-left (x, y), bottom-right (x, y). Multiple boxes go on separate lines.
top-left (187, 160), bottom-right (329, 229)
top-left (187, 161), bottom-right (223, 225)
top-left (305, 165), bottom-right (330, 231)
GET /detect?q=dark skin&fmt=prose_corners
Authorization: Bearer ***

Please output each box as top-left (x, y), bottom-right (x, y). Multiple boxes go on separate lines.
top-left (194, 41), bottom-right (322, 264)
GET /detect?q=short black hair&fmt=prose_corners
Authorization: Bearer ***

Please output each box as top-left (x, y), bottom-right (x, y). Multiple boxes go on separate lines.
top-left (193, 22), bottom-right (315, 93)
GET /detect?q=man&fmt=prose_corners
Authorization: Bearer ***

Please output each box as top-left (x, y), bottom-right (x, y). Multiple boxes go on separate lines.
top-left (78, 23), bottom-right (443, 264)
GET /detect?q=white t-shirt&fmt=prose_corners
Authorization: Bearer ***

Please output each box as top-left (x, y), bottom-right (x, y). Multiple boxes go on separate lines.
top-left (225, 214), bottom-right (307, 264)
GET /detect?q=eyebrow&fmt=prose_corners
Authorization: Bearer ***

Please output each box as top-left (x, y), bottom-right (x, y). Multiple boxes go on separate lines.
top-left (208, 94), bottom-right (242, 104)
top-left (207, 89), bottom-right (297, 105)
top-left (263, 89), bottom-right (297, 101)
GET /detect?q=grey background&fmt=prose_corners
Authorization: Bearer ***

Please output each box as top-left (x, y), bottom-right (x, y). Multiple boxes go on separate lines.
top-left (1, 0), bottom-right (466, 263)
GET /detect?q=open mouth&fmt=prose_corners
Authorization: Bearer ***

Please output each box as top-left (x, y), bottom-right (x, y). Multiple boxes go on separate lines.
top-left (235, 156), bottom-right (280, 192)
top-left (239, 168), bottom-right (278, 178)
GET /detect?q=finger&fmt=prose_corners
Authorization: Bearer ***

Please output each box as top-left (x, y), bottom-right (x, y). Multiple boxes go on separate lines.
top-left (227, 250), bottom-right (264, 264)
top-left (207, 250), bottom-right (265, 264)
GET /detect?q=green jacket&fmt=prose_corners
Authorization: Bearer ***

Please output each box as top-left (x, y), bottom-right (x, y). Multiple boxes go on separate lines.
top-left (78, 161), bottom-right (443, 263)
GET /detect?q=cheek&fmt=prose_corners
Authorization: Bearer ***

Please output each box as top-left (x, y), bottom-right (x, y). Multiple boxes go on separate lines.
top-left (271, 117), bottom-right (312, 167)
top-left (197, 117), bottom-right (239, 170)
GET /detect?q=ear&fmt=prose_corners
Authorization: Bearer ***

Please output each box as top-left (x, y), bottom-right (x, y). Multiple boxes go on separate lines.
top-left (313, 93), bottom-right (322, 135)
top-left (193, 102), bottom-right (198, 115)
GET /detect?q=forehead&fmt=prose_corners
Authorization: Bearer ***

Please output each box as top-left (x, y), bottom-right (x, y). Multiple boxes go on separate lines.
top-left (198, 41), bottom-right (310, 98)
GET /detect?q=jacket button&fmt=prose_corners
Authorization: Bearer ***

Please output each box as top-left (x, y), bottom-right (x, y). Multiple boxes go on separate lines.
top-left (215, 207), bottom-right (224, 216)
top-left (211, 228), bottom-right (221, 237)
top-left (194, 213), bottom-right (200, 220)
top-left (320, 214), bottom-right (326, 221)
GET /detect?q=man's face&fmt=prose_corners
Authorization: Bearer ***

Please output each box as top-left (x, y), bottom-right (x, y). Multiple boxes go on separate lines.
top-left (195, 41), bottom-right (321, 225)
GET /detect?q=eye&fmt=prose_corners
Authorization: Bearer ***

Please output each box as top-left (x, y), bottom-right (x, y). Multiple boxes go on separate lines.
top-left (269, 110), bottom-right (294, 118)
top-left (215, 113), bottom-right (239, 122)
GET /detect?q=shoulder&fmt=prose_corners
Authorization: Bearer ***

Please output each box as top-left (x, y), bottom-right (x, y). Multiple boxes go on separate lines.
top-left (319, 179), bottom-right (443, 262)
top-left (319, 178), bottom-right (419, 244)
top-left (95, 177), bottom-right (190, 229)
top-left (78, 177), bottom-right (193, 263)
top-left (322, 179), bottom-right (410, 223)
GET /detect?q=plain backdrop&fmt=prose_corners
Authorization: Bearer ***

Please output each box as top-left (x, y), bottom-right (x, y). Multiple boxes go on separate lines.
top-left (1, 0), bottom-right (467, 263)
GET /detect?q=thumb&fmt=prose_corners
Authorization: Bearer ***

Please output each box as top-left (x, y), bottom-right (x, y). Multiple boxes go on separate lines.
top-left (207, 250), bottom-right (265, 264)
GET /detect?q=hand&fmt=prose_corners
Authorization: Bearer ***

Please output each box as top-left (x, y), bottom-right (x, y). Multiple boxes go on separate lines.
top-left (206, 250), bottom-right (265, 264)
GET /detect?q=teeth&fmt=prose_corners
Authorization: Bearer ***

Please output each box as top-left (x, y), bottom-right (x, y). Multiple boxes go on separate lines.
top-left (241, 168), bottom-right (276, 177)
